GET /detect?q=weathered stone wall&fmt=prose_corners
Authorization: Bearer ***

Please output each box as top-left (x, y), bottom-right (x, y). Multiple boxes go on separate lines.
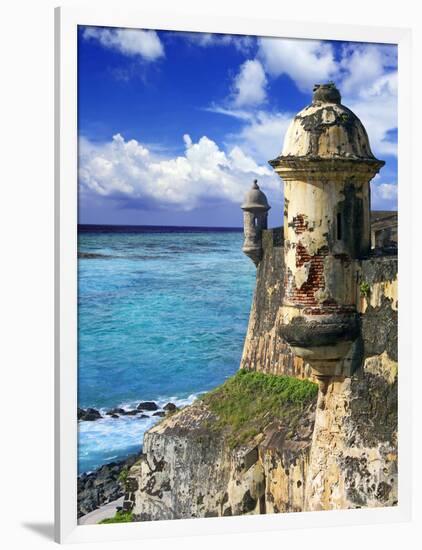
top-left (240, 228), bottom-right (312, 379)
top-left (126, 235), bottom-right (398, 519)
top-left (127, 400), bottom-right (316, 520)
top-left (305, 254), bottom-right (398, 510)
top-left (359, 256), bottom-right (398, 362)
top-left (126, 402), bottom-right (232, 520)
top-left (305, 357), bottom-right (397, 510)
top-left (240, 230), bottom-right (397, 378)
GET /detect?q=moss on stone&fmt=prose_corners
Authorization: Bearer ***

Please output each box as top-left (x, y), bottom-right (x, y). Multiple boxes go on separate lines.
top-left (359, 281), bottom-right (371, 298)
top-left (98, 510), bottom-right (134, 524)
top-left (118, 466), bottom-right (129, 485)
top-left (201, 369), bottom-right (318, 448)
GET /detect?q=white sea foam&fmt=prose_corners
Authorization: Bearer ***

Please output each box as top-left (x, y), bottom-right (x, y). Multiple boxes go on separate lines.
top-left (78, 392), bottom-right (202, 474)
top-left (105, 392), bottom-right (202, 414)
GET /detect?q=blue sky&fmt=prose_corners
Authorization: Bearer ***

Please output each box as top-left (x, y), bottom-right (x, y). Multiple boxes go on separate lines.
top-left (78, 27), bottom-right (398, 227)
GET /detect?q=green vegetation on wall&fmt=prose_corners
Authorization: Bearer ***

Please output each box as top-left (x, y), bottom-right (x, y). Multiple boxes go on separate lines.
top-left (118, 466), bottom-right (129, 485)
top-left (99, 510), bottom-right (133, 524)
top-left (360, 281), bottom-right (371, 298)
top-left (201, 369), bottom-right (318, 448)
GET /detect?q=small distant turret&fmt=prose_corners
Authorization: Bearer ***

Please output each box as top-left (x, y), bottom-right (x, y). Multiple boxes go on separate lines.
top-left (241, 180), bottom-right (270, 266)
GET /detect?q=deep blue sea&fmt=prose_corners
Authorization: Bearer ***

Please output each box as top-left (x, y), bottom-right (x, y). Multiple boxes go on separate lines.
top-left (78, 225), bottom-right (255, 474)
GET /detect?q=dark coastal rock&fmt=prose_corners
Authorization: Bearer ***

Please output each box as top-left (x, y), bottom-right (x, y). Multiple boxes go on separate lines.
top-left (80, 404), bottom-right (159, 421)
top-left (78, 455), bottom-right (138, 518)
top-left (153, 411), bottom-right (166, 417)
top-left (137, 401), bottom-right (158, 411)
top-left (163, 402), bottom-right (177, 412)
top-left (106, 407), bottom-right (125, 416)
top-left (78, 408), bottom-right (102, 421)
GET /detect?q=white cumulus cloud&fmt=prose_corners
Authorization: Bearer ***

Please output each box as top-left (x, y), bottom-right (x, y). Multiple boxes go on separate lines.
top-left (342, 56), bottom-right (398, 157)
top-left (180, 32), bottom-right (254, 53)
top-left (234, 111), bottom-right (293, 162)
top-left (218, 40), bottom-right (397, 161)
top-left (210, 107), bottom-right (293, 163)
top-left (340, 44), bottom-right (397, 96)
top-left (372, 181), bottom-right (398, 202)
top-left (232, 59), bottom-right (267, 107)
top-left (79, 133), bottom-right (277, 211)
top-left (82, 27), bottom-right (164, 61)
top-left (257, 38), bottom-right (337, 92)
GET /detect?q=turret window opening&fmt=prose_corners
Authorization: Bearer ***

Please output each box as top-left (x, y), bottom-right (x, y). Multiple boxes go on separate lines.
top-left (337, 212), bottom-right (342, 240)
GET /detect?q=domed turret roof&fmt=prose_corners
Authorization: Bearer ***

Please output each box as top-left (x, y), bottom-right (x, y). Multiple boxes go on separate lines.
top-left (273, 83), bottom-right (381, 162)
top-left (241, 180), bottom-right (270, 211)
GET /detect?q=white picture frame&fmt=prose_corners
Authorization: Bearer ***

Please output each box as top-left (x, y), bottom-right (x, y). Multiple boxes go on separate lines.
top-left (55, 5), bottom-right (412, 544)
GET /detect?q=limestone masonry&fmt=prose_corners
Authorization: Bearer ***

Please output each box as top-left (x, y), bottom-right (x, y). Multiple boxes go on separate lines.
top-left (124, 83), bottom-right (398, 518)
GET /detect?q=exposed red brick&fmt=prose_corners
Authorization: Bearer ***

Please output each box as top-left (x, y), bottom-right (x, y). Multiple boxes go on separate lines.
top-left (285, 243), bottom-right (339, 308)
top-left (290, 214), bottom-right (309, 235)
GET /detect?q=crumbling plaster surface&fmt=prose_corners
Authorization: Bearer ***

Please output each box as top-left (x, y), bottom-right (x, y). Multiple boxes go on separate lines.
top-left (305, 352), bottom-right (397, 510)
top-left (281, 176), bottom-right (370, 313)
top-left (128, 400), bottom-right (316, 520)
top-left (127, 402), bottom-right (232, 520)
top-left (359, 256), bottom-right (398, 313)
top-left (280, 102), bottom-right (376, 160)
top-left (304, 252), bottom-right (398, 510)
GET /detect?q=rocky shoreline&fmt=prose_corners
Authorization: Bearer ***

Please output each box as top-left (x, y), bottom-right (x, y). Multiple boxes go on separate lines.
top-left (78, 454), bottom-right (138, 518)
top-left (77, 400), bottom-right (179, 518)
top-left (78, 400), bottom-right (178, 422)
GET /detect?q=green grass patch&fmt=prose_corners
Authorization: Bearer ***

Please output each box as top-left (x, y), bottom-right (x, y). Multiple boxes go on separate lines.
top-left (118, 466), bottom-right (129, 485)
top-left (201, 369), bottom-right (318, 448)
top-left (360, 281), bottom-right (371, 298)
top-left (98, 510), bottom-right (133, 524)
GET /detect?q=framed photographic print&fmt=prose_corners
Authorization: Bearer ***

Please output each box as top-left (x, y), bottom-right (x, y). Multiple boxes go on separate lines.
top-left (55, 6), bottom-right (412, 544)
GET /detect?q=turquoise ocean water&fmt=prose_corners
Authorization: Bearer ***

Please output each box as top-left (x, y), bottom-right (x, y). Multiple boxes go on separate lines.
top-left (78, 225), bottom-right (255, 474)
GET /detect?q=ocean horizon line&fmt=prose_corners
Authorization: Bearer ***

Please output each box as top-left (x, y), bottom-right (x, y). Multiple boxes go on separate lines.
top-left (78, 223), bottom-right (244, 232)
